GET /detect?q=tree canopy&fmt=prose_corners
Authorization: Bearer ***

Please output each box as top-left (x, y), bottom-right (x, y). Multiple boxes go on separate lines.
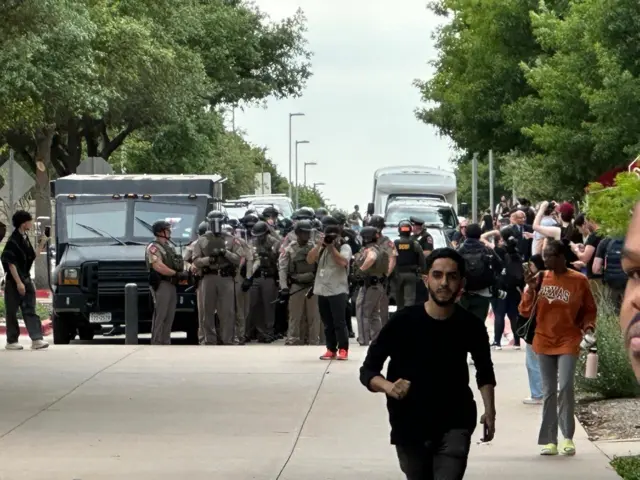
top-left (417, 0), bottom-right (640, 204)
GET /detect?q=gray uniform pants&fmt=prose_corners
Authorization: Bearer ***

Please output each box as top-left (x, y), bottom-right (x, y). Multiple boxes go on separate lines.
top-left (375, 282), bottom-right (390, 327)
top-left (200, 273), bottom-right (235, 345)
top-left (4, 278), bottom-right (43, 343)
top-left (356, 284), bottom-right (385, 346)
top-left (394, 271), bottom-right (418, 310)
top-left (249, 276), bottom-right (278, 339)
top-left (234, 274), bottom-right (249, 342)
top-left (151, 281), bottom-right (177, 345)
top-left (538, 354), bottom-right (578, 445)
top-left (286, 284), bottom-right (320, 345)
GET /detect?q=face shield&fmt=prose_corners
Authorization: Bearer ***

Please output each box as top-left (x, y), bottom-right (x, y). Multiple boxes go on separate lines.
top-left (209, 217), bottom-right (223, 235)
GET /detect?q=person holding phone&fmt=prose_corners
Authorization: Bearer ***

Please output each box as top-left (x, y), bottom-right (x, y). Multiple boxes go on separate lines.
top-left (1, 210), bottom-right (49, 350)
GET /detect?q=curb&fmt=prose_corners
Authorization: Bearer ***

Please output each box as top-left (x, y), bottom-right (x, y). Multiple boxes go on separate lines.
top-left (0, 319), bottom-right (52, 337)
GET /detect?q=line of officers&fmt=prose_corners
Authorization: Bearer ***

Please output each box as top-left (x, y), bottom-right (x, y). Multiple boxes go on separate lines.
top-left (144, 206), bottom-right (435, 346)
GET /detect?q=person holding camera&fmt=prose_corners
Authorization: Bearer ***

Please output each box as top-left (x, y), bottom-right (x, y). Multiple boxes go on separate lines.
top-left (1, 210), bottom-right (50, 350)
top-left (457, 223), bottom-right (503, 322)
top-left (306, 220), bottom-right (353, 361)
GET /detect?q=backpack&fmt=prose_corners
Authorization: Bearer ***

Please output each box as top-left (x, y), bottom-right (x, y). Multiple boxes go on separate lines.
top-left (604, 238), bottom-right (627, 290)
top-left (462, 248), bottom-right (495, 291)
top-left (499, 250), bottom-right (524, 291)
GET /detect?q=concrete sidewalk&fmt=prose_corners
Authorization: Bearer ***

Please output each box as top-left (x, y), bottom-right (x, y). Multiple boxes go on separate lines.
top-left (0, 344), bottom-right (619, 479)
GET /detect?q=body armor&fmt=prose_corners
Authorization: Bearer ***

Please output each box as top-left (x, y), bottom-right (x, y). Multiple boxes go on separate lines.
top-left (146, 240), bottom-right (181, 288)
top-left (198, 232), bottom-right (234, 274)
top-left (395, 237), bottom-right (421, 273)
top-left (288, 243), bottom-right (316, 285)
top-left (354, 244), bottom-right (389, 283)
top-left (256, 236), bottom-right (278, 277)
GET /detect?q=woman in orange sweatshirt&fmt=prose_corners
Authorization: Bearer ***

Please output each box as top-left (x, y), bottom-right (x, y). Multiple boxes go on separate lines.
top-left (519, 240), bottom-right (596, 457)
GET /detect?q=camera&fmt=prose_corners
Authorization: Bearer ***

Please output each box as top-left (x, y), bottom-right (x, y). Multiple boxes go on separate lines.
top-left (324, 233), bottom-right (338, 244)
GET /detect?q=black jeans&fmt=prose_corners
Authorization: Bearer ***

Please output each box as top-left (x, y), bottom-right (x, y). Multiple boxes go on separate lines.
top-left (492, 290), bottom-right (521, 346)
top-left (395, 429), bottom-right (472, 480)
top-left (4, 278), bottom-right (43, 343)
top-left (317, 293), bottom-right (349, 351)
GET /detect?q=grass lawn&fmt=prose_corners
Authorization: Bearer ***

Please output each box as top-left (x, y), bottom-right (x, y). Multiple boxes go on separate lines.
top-left (612, 456), bottom-right (640, 480)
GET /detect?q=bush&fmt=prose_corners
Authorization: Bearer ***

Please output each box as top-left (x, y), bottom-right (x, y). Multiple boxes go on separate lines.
top-left (611, 456), bottom-right (640, 480)
top-left (0, 297), bottom-right (50, 320)
top-left (575, 286), bottom-right (640, 399)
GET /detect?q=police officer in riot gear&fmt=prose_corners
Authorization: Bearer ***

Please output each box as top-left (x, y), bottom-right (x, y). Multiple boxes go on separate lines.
top-left (228, 217), bottom-right (253, 345)
top-left (315, 207), bottom-right (328, 220)
top-left (278, 217), bottom-right (294, 237)
top-left (297, 207), bottom-right (315, 220)
top-left (247, 221), bottom-right (281, 342)
top-left (278, 219), bottom-right (320, 345)
top-left (354, 226), bottom-right (389, 345)
top-left (262, 206), bottom-right (282, 239)
top-left (145, 220), bottom-right (188, 345)
top-left (393, 220), bottom-right (426, 309)
top-left (367, 215), bottom-right (397, 327)
top-left (281, 209), bottom-right (321, 250)
top-left (191, 211), bottom-right (244, 345)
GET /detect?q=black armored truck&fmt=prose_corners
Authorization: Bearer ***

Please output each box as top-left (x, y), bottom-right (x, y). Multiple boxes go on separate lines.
top-left (49, 174), bottom-right (224, 344)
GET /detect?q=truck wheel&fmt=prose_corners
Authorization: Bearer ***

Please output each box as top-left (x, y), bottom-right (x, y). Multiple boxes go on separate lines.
top-left (78, 326), bottom-right (95, 341)
top-left (52, 313), bottom-right (74, 345)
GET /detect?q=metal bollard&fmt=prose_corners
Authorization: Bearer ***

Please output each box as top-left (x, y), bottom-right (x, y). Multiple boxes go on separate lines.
top-left (125, 283), bottom-right (139, 345)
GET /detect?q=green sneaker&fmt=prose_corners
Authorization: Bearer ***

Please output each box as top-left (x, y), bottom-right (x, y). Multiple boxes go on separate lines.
top-left (540, 443), bottom-right (558, 455)
top-left (561, 439), bottom-right (576, 456)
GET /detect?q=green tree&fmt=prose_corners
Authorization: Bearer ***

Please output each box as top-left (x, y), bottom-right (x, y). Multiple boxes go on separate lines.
top-left (297, 186), bottom-right (326, 210)
top-left (585, 172), bottom-right (640, 237)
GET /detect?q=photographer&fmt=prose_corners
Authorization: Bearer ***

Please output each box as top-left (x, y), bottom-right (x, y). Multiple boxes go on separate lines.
top-left (457, 223), bottom-right (503, 321)
top-left (491, 226), bottom-right (525, 350)
top-left (307, 220), bottom-right (353, 361)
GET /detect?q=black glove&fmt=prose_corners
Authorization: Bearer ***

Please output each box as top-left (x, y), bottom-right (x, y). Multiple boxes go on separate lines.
top-left (279, 288), bottom-right (290, 303)
top-left (240, 264), bottom-right (247, 278)
top-left (175, 271), bottom-right (190, 281)
top-left (241, 277), bottom-right (253, 292)
top-left (217, 248), bottom-right (226, 257)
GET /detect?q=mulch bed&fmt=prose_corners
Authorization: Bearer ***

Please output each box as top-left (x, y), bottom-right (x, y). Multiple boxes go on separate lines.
top-left (576, 397), bottom-right (640, 441)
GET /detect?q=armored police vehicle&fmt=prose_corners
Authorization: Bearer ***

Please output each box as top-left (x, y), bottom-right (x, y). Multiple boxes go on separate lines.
top-left (49, 174), bottom-right (224, 344)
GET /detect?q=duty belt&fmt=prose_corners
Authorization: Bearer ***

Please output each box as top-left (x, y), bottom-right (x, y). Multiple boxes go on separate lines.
top-left (202, 267), bottom-right (236, 277)
top-left (257, 268), bottom-right (276, 278)
top-left (364, 276), bottom-right (386, 287)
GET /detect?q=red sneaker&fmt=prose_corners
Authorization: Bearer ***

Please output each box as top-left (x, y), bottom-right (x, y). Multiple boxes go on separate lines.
top-left (336, 349), bottom-right (348, 361)
top-left (319, 350), bottom-right (336, 360)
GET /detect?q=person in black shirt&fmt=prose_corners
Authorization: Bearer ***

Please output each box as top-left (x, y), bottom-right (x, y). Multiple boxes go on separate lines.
top-left (1, 210), bottom-right (49, 350)
top-left (570, 214), bottom-right (603, 282)
top-left (360, 248), bottom-right (497, 480)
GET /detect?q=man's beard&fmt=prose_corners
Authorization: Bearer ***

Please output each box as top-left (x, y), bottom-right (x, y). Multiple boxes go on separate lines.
top-left (427, 286), bottom-right (457, 307)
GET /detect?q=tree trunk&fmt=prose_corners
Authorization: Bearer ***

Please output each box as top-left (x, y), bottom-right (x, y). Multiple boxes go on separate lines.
top-left (33, 127), bottom-right (54, 290)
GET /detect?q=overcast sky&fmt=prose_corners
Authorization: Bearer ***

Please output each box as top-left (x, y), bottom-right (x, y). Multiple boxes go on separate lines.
top-left (234, 0), bottom-right (454, 211)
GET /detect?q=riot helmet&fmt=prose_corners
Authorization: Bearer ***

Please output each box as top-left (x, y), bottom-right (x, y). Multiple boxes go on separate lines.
top-left (398, 220), bottom-right (412, 238)
top-left (279, 217), bottom-right (293, 235)
top-left (360, 226), bottom-right (379, 246)
top-left (295, 219), bottom-right (313, 243)
top-left (262, 206), bottom-right (280, 219)
top-left (331, 210), bottom-right (347, 225)
top-left (314, 207), bottom-right (328, 219)
top-left (241, 213), bottom-right (259, 230)
top-left (297, 207), bottom-right (315, 220)
top-left (198, 221), bottom-right (208, 236)
top-left (321, 215), bottom-right (339, 228)
top-left (368, 214), bottom-right (385, 231)
top-left (312, 218), bottom-right (323, 230)
top-left (152, 220), bottom-right (172, 238)
top-left (207, 210), bottom-right (225, 235)
top-left (244, 208), bottom-right (258, 217)
top-left (227, 217), bottom-right (240, 229)
top-left (251, 221), bottom-right (270, 238)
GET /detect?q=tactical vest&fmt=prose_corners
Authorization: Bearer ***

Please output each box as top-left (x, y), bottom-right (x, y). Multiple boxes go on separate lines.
top-left (146, 241), bottom-right (180, 271)
top-left (288, 243), bottom-right (316, 284)
top-left (200, 233), bottom-right (231, 271)
top-left (256, 237), bottom-right (278, 276)
top-left (395, 237), bottom-right (420, 272)
top-left (358, 244), bottom-right (388, 277)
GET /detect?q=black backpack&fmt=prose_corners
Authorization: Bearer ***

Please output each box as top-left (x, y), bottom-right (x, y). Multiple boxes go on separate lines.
top-left (499, 250), bottom-right (524, 291)
top-left (463, 249), bottom-right (495, 291)
top-left (604, 238), bottom-right (627, 290)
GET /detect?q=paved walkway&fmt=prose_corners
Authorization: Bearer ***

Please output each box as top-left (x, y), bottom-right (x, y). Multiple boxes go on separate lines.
top-left (0, 343), bottom-right (620, 479)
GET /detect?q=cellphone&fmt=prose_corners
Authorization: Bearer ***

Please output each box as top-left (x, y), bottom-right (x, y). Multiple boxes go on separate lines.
top-left (44, 226), bottom-right (51, 237)
top-left (481, 422), bottom-right (490, 442)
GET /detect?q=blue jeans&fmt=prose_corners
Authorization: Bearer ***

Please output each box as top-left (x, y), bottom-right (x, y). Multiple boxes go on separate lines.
top-left (526, 344), bottom-right (543, 399)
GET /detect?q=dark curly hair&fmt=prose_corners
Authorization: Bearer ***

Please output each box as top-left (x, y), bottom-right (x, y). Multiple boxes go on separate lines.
top-left (11, 210), bottom-right (32, 229)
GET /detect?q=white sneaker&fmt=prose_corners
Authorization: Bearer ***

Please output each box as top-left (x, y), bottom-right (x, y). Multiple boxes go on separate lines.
top-left (5, 343), bottom-right (24, 350)
top-left (523, 397), bottom-right (543, 405)
top-left (513, 345), bottom-right (521, 351)
top-left (31, 339), bottom-right (49, 350)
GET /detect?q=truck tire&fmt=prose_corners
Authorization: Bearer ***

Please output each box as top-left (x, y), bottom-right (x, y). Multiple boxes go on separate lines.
top-left (52, 313), bottom-right (74, 345)
top-left (78, 326), bottom-right (95, 341)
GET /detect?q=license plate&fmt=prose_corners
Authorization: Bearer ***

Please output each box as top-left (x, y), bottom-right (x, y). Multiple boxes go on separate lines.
top-left (89, 312), bottom-right (112, 323)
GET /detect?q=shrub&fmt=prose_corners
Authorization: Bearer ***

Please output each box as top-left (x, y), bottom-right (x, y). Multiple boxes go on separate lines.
top-left (575, 286), bottom-right (640, 399)
top-left (0, 297), bottom-right (50, 320)
top-left (611, 456), bottom-right (640, 480)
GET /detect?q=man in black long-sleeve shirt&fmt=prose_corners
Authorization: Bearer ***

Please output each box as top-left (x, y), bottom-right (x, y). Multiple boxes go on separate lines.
top-left (360, 248), bottom-right (496, 480)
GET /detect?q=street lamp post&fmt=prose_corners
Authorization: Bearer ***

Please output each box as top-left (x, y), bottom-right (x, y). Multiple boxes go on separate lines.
top-left (288, 113), bottom-right (305, 199)
top-left (304, 161), bottom-right (317, 186)
top-left (295, 140), bottom-right (310, 208)
top-left (313, 182), bottom-right (325, 191)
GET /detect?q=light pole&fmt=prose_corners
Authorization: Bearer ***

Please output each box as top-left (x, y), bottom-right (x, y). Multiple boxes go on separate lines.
top-left (288, 113), bottom-right (305, 199)
top-left (313, 182), bottom-right (325, 191)
top-left (295, 140), bottom-right (310, 208)
top-left (304, 161), bottom-right (317, 186)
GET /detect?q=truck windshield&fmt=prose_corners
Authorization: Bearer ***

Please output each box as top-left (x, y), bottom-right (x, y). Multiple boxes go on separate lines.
top-left (65, 202), bottom-right (127, 241)
top-left (133, 202), bottom-right (198, 242)
top-left (385, 205), bottom-right (457, 229)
